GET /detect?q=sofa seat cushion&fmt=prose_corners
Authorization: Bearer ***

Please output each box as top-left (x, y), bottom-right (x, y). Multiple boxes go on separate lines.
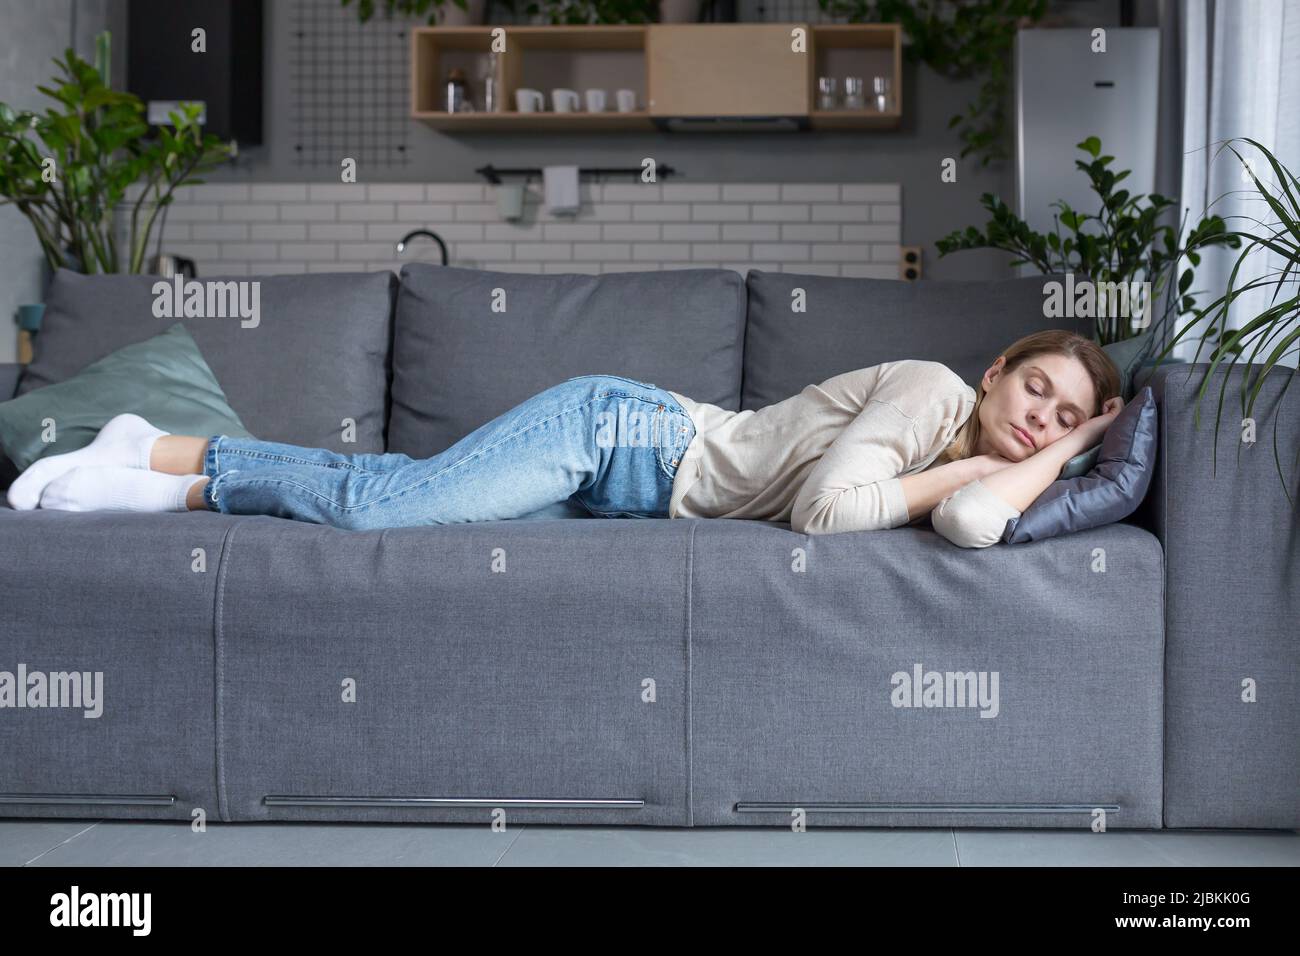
top-left (0, 506), bottom-right (246, 820)
top-left (688, 517), bottom-right (1165, 828)
top-left (17, 269), bottom-right (397, 454)
top-left (211, 515), bottom-right (695, 825)
top-left (389, 264), bottom-right (746, 456)
top-left (742, 271), bottom-right (1088, 409)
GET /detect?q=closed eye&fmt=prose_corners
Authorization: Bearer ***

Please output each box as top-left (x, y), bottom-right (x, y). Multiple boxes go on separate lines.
top-left (1027, 385), bottom-right (1075, 428)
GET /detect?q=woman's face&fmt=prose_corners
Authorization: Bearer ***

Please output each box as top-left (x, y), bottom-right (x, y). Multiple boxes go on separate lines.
top-left (974, 354), bottom-right (1097, 460)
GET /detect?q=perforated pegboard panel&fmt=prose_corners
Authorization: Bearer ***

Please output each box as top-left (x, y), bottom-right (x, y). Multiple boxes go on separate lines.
top-left (290, 0), bottom-right (411, 167)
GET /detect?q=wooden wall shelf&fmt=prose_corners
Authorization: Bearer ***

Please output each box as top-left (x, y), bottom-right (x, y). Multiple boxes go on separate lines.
top-left (410, 23), bottom-right (902, 132)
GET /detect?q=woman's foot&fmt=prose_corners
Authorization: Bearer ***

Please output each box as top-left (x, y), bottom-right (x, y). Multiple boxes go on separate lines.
top-left (38, 466), bottom-right (204, 514)
top-left (7, 413), bottom-right (169, 511)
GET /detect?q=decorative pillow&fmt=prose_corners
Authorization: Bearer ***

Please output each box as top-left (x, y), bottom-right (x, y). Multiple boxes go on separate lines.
top-left (741, 271), bottom-right (1085, 410)
top-left (1057, 443), bottom-right (1102, 480)
top-left (18, 268), bottom-right (396, 453)
top-left (390, 263), bottom-right (745, 456)
top-left (0, 323), bottom-right (252, 471)
top-left (1001, 386), bottom-right (1158, 543)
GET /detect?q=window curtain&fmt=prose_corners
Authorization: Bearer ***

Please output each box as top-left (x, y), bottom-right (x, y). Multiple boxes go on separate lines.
top-left (1165, 0), bottom-right (1300, 368)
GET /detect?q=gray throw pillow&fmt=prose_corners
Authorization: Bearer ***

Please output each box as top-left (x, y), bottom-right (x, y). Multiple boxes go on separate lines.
top-left (741, 270), bottom-right (1086, 410)
top-left (1001, 386), bottom-right (1158, 543)
top-left (389, 263), bottom-right (745, 456)
top-left (18, 268), bottom-right (395, 453)
top-left (0, 323), bottom-right (252, 471)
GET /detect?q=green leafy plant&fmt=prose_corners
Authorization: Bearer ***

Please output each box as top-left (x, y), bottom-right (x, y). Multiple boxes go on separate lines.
top-left (519, 0), bottom-right (657, 23)
top-left (936, 135), bottom-right (1241, 348)
top-left (816, 0), bottom-right (1047, 166)
top-left (0, 40), bottom-right (232, 274)
top-left (343, 0), bottom-right (466, 23)
top-left (344, 0), bottom-right (659, 24)
top-left (1148, 137), bottom-right (1300, 501)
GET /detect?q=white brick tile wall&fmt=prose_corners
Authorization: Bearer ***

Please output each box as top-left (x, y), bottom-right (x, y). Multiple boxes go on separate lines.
top-left (309, 184), bottom-right (365, 202)
top-left (752, 204), bottom-right (810, 222)
top-left (338, 203), bottom-right (394, 221)
top-left (663, 224), bottom-right (719, 240)
top-left (692, 203), bottom-right (750, 222)
top-left (221, 204), bottom-right (279, 222)
top-left (311, 223), bottom-right (368, 240)
top-left (251, 184), bottom-right (308, 202)
top-left (168, 204), bottom-right (222, 222)
top-left (723, 223), bottom-right (779, 240)
top-left (426, 184), bottom-right (486, 201)
top-left (603, 223), bottom-right (660, 240)
top-left (251, 224), bottom-right (308, 240)
top-left (722, 184), bottom-right (781, 201)
top-left (632, 204), bottom-right (691, 222)
top-left (147, 182), bottom-right (903, 278)
top-left (192, 223), bottom-right (249, 241)
top-left (280, 204), bottom-right (339, 221)
top-left (367, 184), bottom-right (426, 201)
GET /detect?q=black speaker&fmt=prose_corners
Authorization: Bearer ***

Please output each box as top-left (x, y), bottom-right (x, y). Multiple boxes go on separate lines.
top-left (127, 0), bottom-right (263, 145)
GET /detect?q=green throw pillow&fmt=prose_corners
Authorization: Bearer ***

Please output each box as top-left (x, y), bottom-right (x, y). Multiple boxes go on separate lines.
top-left (0, 322), bottom-right (252, 471)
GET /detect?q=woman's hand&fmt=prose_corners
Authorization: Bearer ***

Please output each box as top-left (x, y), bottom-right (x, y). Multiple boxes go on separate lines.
top-left (1063, 395), bottom-right (1125, 454)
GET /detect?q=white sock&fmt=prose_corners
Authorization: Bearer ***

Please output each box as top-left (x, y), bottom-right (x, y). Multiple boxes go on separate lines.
top-left (7, 413), bottom-right (170, 511)
top-left (38, 466), bottom-right (202, 514)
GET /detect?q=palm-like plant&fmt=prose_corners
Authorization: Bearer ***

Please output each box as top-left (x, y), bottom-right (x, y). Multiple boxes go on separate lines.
top-left (1142, 138), bottom-right (1300, 503)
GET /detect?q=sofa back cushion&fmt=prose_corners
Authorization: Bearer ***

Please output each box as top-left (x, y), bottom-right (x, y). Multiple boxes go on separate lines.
top-left (18, 269), bottom-right (396, 453)
top-left (389, 264), bottom-right (746, 456)
top-left (741, 270), bottom-right (1087, 408)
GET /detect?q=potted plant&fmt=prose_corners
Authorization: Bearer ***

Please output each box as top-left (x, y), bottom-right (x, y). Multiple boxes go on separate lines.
top-left (941, 135), bottom-right (1299, 499)
top-left (519, 0), bottom-right (657, 22)
top-left (0, 37), bottom-right (233, 276)
top-left (1149, 137), bottom-right (1300, 499)
top-left (936, 136), bottom-right (1240, 352)
top-left (343, 0), bottom-right (490, 27)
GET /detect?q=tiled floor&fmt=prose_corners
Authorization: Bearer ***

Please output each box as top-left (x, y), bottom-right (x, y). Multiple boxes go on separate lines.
top-left (4, 820), bottom-right (1299, 866)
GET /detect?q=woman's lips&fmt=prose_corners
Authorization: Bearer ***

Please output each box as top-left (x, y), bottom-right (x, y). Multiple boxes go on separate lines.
top-left (1012, 425), bottom-right (1035, 448)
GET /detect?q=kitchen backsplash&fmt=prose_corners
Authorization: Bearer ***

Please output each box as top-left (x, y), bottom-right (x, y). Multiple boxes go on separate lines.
top-left (125, 181), bottom-right (903, 277)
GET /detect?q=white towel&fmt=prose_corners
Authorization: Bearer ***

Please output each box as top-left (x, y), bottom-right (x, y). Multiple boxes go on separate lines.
top-left (543, 165), bottom-right (581, 215)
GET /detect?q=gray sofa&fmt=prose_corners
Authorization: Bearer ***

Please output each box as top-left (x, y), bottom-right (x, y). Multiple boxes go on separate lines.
top-left (1, 264), bottom-right (1296, 830)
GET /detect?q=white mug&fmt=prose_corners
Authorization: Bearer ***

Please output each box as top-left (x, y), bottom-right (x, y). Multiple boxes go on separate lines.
top-left (551, 88), bottom-right (580, 113)
top-left (515, 88), bottom-right (544, 113)
top-left (585, 89), bottom-right (607, 113)
top-left (615, 88), bottom-right (637, 113)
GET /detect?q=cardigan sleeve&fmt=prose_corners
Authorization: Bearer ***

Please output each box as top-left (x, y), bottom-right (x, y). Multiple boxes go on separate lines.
top-left (929, 479), bottom-right (1022, 548)
top-left (790, 399), bottom-right (918, 535)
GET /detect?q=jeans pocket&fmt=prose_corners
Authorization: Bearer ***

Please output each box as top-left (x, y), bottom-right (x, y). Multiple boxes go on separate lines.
top-left (653, 407), bottom-right (692, 480)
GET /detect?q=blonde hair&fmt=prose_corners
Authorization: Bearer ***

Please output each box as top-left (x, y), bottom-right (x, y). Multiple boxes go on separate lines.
top-left (937, 330), bottom-right (1122, 464)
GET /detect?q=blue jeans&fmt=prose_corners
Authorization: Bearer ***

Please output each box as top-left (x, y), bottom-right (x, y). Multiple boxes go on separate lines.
top-left (201, 374), bottom-right (696, 531)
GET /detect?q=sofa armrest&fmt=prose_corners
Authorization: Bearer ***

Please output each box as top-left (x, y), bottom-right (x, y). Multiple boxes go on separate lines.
top-left (0, 362), bottom-right (21, 401)
top-left (1132, 361), bottom-right (1299, 544)
top-left (1133, 360), bottom-right (1300, 827)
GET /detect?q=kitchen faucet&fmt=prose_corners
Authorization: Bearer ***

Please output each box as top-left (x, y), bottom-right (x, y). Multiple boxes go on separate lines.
top-left (396, 229), bottom-right (448, 265)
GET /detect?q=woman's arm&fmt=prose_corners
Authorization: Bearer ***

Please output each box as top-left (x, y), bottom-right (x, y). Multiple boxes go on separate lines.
top-left (898, 455), bottom-right (991, 519)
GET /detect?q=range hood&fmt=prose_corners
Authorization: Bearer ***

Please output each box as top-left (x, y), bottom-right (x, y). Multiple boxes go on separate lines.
top-left (654, 116), bottom-right (807, 133)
